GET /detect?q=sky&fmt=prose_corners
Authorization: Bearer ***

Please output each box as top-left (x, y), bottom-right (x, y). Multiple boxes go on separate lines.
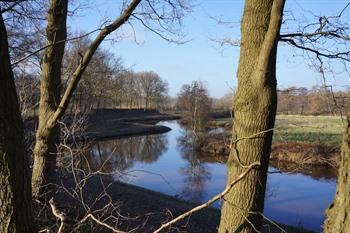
top-left (69, 0), bottom-right (350, 98)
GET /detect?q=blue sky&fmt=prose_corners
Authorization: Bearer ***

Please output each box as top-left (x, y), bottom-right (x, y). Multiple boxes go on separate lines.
top-left (69, 0), bottom-right (350, 98)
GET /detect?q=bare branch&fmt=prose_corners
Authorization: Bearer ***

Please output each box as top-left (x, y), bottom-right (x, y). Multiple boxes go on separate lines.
top-left (48, 0), bottom-right (142, 126)
top-left (11, 28), bottom-right (101, 66)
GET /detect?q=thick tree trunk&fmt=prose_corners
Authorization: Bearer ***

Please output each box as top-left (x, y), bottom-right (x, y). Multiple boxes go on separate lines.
top-left (32, 0), bottom-right (68, 199)
top-left (324, 110), bottom-right (350, 232)
top-left (0, 13), bottom-right (35, 233)
top-left (218, 1), bottom-right (285, 232)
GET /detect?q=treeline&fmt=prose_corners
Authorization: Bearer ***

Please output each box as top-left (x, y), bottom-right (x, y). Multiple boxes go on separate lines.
top-left (277, 86), bottom-right (349, 115)
top-left (16, 40), bottom-right (348, 118)
top-left (15, 35), bottom-right (169, 116)
top-left (185, 85), bottom-right (349, 116)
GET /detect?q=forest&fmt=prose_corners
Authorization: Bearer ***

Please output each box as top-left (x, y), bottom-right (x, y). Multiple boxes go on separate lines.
top-left (1, 0), bottom-right (350, 233)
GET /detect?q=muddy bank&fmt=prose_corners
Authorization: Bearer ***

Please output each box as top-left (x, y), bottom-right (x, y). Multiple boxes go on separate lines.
top-left (269, 160), bottom-right (338, 180)
top-left (53, 174), bottom-right (313, 233)
top-left (25, 108), bottom-right (180, 141)
top-left (83, 109), bottom-right (180, 140)
top-left (196, 134), bottom-right (340, 173)
top-left (270, 141), bottom-right (340, 168)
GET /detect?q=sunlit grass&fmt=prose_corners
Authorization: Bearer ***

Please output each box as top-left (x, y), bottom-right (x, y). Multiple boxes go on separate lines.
top-left (211, 114), bottom-right (344, 146)
top-left (274, 115), bottom-right (343, 146)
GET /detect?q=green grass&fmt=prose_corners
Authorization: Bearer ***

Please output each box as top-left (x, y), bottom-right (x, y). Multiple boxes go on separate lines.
top-left (211, 115), bottom-right (344, 146)
top-left (274, 115), bottom-right (343, 146)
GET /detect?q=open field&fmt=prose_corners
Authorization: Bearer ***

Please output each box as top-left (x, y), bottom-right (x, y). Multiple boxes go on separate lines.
top-left (211, 114), bottom-right (344, 146)
top-left (274, 115), bottom-right (343, 146)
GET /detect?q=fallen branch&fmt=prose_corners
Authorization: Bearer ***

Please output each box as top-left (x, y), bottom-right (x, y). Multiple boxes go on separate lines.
top-left (153, 161), bottom-right (261, 233)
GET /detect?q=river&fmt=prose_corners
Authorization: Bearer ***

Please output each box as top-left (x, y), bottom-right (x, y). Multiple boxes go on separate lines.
top-left (86, 120), bottom-right (336, 232)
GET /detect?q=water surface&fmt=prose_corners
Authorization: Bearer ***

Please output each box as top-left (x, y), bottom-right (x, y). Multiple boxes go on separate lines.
top-left (87, 121), bottom-right (336, 232)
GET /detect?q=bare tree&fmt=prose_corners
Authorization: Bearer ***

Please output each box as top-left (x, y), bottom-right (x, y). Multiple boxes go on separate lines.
top-left (210, 1), bottom-right (350, 232)
top-left (32, 0), bottom-right (191, 198)
top-left (13, 74), bottom-right (39, 119)
top-left (1, 0), bottom-right (46, 69)
top-left (31, 0), bottom-right (69, 199)
top-left (63, 34), bottom-right (124, 112)
top-left (136, 71), bottom-right (169, 110)
top-left (177, 81), bottom-right (212, 133)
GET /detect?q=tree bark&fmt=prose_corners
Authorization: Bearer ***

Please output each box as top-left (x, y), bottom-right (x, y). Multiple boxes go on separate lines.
top-left (0, 12), bottom-right (35, 233)
top-left (324, 108), bottom-right (350, 232)
top-left (218, 0), bottom-right (285, 232)
top-left (32, 0), bottom-right (68, 199)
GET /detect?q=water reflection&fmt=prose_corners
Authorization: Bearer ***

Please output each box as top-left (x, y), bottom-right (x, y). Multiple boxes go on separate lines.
top-left (177, 129), bottom-right (212, 202)
top-left (83, 134), bottom-right (168, 174)
top-left (76, 121), bottom-right (335, 232)
top-left (269, 160), bottom-right (337, 180)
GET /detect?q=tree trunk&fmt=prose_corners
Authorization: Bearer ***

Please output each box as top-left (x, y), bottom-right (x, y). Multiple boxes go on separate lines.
top-left (0, 12), bottom-right (35, 233)
top-left (32, 0), bottom-right (68, 199)
top-left (218, 1), bottom-right (285, 232)
top-left (31, 0), bottom-right (141, 199)
top-left (324, 109), bottom-right (350, 232)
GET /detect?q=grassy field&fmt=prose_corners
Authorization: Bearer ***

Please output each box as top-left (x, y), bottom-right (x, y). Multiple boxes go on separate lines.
top-left (211, 115), bottom-right (344, 146)
top-left (275, 115), bottom-right (343, 146)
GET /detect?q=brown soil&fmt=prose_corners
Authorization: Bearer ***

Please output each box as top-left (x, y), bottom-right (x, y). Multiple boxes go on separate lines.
top-left (271, 141), bottom-right (340, 168)
top-left (198, 134), bottom-right (340, 171)
top-left (269, 160), bottom-right (338, 180)
top-left (199, 135), bottom-right (231, 156)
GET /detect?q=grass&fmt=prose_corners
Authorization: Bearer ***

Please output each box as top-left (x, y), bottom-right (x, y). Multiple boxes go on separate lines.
top-left (274, 115), bottom-right (343, 146)
top-left (211, 115), bottom-right (344, 146)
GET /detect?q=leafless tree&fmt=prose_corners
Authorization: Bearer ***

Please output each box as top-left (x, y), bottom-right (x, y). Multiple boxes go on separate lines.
top-left (177, 81), bottom-right (212, 133)
top-left (136, 71), bottom-right (169, 110)
top-left (30, 0), bottom-right (192, 199)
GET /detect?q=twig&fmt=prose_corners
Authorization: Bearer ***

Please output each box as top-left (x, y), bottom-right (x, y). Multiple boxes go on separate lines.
top-left (11, 28), bottom-right (101, 66)
top-left (79, 213), bottom-right (127, 233)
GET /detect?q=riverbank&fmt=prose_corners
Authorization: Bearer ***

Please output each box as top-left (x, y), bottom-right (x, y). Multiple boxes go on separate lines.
top-left (202, 115), bottom-right (342, 171)
top-left (25, 108), bottom-right (181, 141)
top-left (53, 174), bottom-right (314, 233)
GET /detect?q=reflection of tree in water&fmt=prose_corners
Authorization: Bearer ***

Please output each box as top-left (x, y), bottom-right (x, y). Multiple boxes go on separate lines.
top-left (177, 129), bottom-right (212, 203)
top-left (138, 135), bottom-right (168, 163)
top-left (80, 134), bottom-right (168, 175)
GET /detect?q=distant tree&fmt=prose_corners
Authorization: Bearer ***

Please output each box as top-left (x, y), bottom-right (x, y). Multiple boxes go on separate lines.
top-left (277, 86), bottom-right (347, 116)
top-left (13, 72), bottom-right (40, 118)
top-left (136, 71), bottom-right (169, 110)
top-left (177, 81), bottom-right (212, 132)
top-left (212, 90), bottom-right (234, 112)
top-left (63, 35), bottom-right (124, 111)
